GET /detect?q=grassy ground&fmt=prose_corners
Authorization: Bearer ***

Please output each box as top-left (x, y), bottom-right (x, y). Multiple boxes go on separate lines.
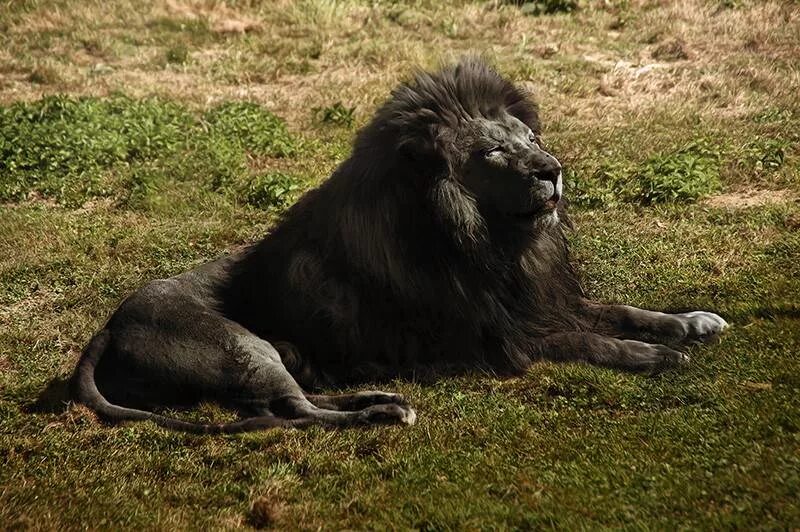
top-left (1, 0), bottom-right (799, 528)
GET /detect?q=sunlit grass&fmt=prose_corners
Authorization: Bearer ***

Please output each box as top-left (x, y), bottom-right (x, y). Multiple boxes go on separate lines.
top-left (1, 0), bottom-right (798, 528)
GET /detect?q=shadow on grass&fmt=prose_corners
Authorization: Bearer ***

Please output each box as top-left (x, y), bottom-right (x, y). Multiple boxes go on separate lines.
top-left (26, 376), bottom-right (71, 414)
top-left (726, 304), bottom-right (800, 323)
top-left (748, 304), bottom-right (800, 320)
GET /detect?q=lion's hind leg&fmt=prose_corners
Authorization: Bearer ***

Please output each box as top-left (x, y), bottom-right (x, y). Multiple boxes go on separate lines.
top-left (305, 391), bottom-right (410, 411)
top-left (224, 340), bottom-right (414, 427)
top-left (257, 393), bottom-right (417, 427)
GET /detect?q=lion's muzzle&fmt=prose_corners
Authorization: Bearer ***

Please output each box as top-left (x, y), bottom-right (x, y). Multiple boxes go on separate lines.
top-left (530, 151), bottom-right (563, 207)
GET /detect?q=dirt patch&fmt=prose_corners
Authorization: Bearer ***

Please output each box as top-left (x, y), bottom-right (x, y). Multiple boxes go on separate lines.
top-left (703, 189), bottom-right (796, 209)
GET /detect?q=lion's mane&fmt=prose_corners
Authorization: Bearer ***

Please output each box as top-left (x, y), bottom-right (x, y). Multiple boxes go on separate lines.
top-left (223, 58), bottom-right (586, 386)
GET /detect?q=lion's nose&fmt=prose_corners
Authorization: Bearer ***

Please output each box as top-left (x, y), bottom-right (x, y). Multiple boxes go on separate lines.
top-left (534, 160), bottom-right (562, 186)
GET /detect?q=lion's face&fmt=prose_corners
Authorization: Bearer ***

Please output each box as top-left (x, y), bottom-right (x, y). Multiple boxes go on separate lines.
top-left (452, 113), bottom-right (562, 220)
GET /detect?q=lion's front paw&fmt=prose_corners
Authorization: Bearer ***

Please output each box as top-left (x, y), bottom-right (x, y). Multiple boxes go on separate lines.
top-left (623, 339), bottom-right (689, 371)
top-left (676, 311), bottom-right (728, 343)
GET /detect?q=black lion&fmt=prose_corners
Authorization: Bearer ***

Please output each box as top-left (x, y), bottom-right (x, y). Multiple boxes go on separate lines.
top-left (71, 58), bottom-right (727, 433)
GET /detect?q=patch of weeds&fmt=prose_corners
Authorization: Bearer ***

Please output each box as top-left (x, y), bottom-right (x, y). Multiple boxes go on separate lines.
top-left (0, 95), bottom-right (193, 205)
top-left (570, 141), bottom-right (722, 207)
top-left (0, 96), bottom-right (296, 206)
top-left (567, 166), bottom-right (621, 209)
top-left (735, 138), bottom-right (787, 173)
top-left (511, 0), bottom-right (578, 16)
top-left (632, 141), bottom-right (721, 204)
top-left (122, 165), bottom-right (164, 209)
top-left (109, 97), bottom-right (196, 159)
top-left (185, 134), bottom-right (248, 192)
top-left (203, 102), bottom-right (295, 156)
top-left (241, 171), bottom-right (302, 210)
top-left (165, 44), bottom-right (189, 65)
top-left (314, 102), bottom-right (356, 127)
top-left (752, 108), bottom-right (793, 124)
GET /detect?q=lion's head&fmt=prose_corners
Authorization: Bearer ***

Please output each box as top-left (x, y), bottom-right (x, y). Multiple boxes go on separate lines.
top-left (357, 57), bottom-right (563, 239)
top-left (448, 113), bottom-right (562, 219)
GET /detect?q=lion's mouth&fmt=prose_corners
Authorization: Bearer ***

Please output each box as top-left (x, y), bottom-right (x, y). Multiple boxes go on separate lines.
top-left (510, 199), bottom-right (558, 219)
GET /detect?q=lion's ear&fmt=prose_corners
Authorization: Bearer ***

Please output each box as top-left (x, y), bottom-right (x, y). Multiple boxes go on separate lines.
top-left (394, 114), bottom-right (447, 172)
top-left (397, 123), bottom-right (437, 157)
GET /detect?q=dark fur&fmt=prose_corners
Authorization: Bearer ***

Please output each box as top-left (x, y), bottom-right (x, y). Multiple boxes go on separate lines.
top-left (71, 58), bottom-right (727, 433)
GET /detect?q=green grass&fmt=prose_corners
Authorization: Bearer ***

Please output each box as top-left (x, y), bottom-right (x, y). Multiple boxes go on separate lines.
top-left (314, 101), bottom-right (357, 127)
top-left (0, 96), bottom-right (298, 208)
top-left (1, 0), bottom-right (799, 529)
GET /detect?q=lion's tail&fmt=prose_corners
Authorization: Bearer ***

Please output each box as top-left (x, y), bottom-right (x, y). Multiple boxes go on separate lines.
top-left (71, 330), bottom-right (291, 434)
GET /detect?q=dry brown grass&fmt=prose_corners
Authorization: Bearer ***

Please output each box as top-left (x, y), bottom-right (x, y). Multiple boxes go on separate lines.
top-left (2, 0), bottom-right (796, 131)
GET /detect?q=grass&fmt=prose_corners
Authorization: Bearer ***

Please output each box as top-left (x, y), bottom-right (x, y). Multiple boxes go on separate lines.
top-left (1, 0), bottom-right (799, 529)
top-left (0, 95), bottom-right (297, 207)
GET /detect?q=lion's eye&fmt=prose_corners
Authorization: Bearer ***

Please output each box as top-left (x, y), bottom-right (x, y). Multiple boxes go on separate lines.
top-left (484, 146), bottom-right (504, 157)
top-left (528, 133), bottom-right (538, 145)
